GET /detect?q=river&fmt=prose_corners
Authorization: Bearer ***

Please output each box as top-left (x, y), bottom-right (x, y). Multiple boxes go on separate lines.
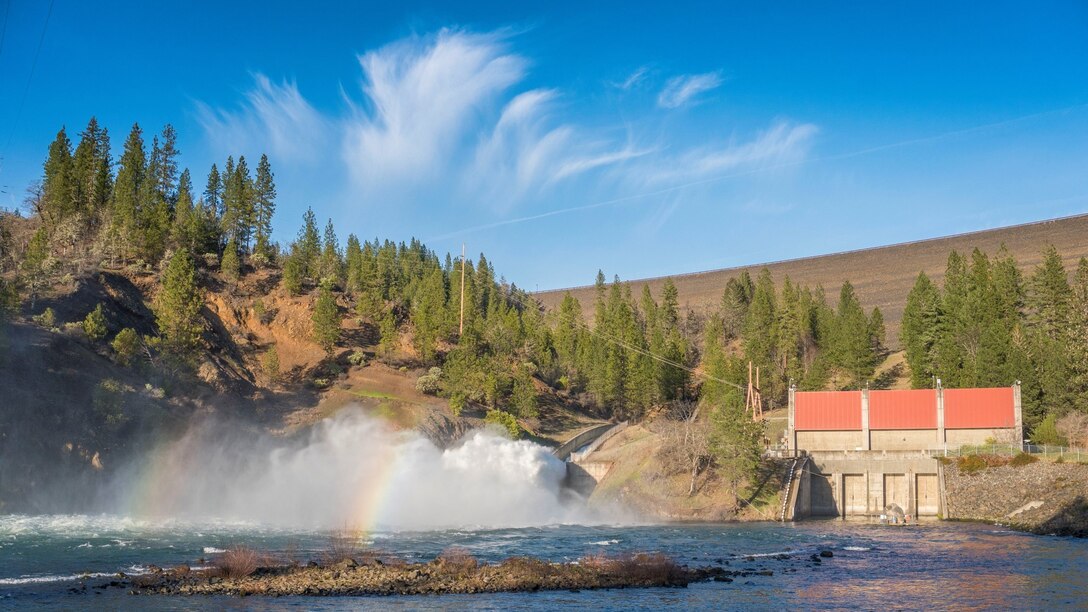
top-left (1, 515), bottom-right (1085, 610)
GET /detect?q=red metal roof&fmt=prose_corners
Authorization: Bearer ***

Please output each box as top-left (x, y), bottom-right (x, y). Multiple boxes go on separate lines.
top-left (944, 387), bottom-right (1016, 429)
top-left (795, 391), bottom-right (862, 431)
top-left (869, 389), bottom-right (938, 430)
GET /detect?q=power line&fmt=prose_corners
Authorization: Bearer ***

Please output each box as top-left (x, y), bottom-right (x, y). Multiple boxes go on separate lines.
top-left (2, 0), bottom-right (55, 155)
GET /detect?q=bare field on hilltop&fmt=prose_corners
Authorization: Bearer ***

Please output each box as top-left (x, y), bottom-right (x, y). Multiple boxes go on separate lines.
top-left (535, 214), bottom-right (1088, 347)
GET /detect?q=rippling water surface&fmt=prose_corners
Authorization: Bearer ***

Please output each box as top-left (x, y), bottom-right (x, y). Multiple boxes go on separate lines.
top-left (1, 515), bottom-right (1085, 610)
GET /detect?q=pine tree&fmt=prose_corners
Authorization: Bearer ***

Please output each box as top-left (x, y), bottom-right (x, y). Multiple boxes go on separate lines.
top-left (282, 249), bottom-right (304, 295)
top-left (262, 345), bottom-right (281, 384)
top-left (901, 272), bottom-right (941, 388)
top-left (221, 237), bottom-right (241, 283)
top-left (555, 293), bottom-right (583, 379)
top-left (1028, 245), bottom-right (1072, 341)
top-left (1026, 246), bottom-right (1075, 419)
top-left (511, 365), bottom-right (538, 418)
top-left (297, 208), bottom-right (320, 279)
top-left (153, 125), bottom-right (180, 202)
top-left (83, 303), bottom-right (108, 341)
top-left (776, 277), bottom-right (806, 385)
top-left (344, 234), bottom-right (363, 295)
top-left (253, 154), bottom-right (276, 259)
top-left (743, 270), bottom-right (777, 376)
top-left (72, 117), bottom-right (111, 221)
top-left (108, 125), bottom-right (146, 261)
top-left (311, 285), bottom-right (340, 356)
top-left (204, 164), bottom-right (222, 222)
top-left (171, 169), bottom-right (199, 252)
top-left (699, 316), bottom-right (732, 406)
top-left (318, 218), bottom-right (343, 284)
top-left (221, 155), bottom-right (255, 250)
top-left (154, 248), bottom-right (204, 355)
top-left (657, 278), bottom-right (689, 400)
top-left (1069, 258), bottom-right (1088, 411)
top-left (721, 276), bottom-right (751, 340)
top-left (111, 328), bottom-right (140, 366)
top-left (830, 280), bottom-right (875, 387)
top-left (708, 388), bottom-right (763, 507)
top-left (411, 266), bottom-right (446, 363)
top-left (41, 127), bottom-right (75, 222)
top-left (868, 307), bottom-right (885, 353)
top-left (935, 251), bottom-right (969, 386)
top-left (136, 135), bottom-right (171, 262)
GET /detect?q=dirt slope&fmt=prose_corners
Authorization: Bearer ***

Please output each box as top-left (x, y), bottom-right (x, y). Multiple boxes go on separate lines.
top-left (535, 214), bottom-right (1088, 347)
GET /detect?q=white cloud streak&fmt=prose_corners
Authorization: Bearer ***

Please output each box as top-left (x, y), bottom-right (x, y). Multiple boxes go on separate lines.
top-left (640, 121), bottom-right (818, 184)
top-left (196, 75), bottom-right (329, 164)
top-left (657, 72), bottom-right (723, 108)
top-left (195, 29), bottom-right (817, 231)
top-left (342, 29), bottom-right (526, 190)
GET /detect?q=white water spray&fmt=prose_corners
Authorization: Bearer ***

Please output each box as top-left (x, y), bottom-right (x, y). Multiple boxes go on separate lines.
top-left (116, 408), bottom-right (594, 530)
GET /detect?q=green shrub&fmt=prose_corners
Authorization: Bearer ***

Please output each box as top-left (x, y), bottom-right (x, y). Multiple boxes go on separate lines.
top-left (93, 379), bottom-right (126, 425)
top-left (485, 409), bottom-right (521, 439)
top-left (262, 346), bottom-right (280, 383)
top-left (348, 349), bottom-right (367, 367)
top-left (1032, 414), bottom-right (1066, 446)
top-left (449, 394), bottom-right (465, 417)
top-left (83, 304), bottom-right (108, 341)
top-left (1008, 452), bottom-right (1039, 467)
top-left (415, 367), bottom-right (442, 395)
top-left (111, 328), bottom-right (140, 365)
top-left (33, 307), bottom-right (56, 328)
top-left (957, 455), bottom-right (989, 474)
top-left (220, 241), bottom-right (241, 283)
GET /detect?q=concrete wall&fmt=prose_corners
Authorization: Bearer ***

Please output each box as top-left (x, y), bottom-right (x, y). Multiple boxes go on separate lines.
top-left (796, 430), bottom-right (865, 451)
top-left (553, 423), bottom-right (616, 460)
top-left (945, 428), bottom-right (1012, 446)
top-left (870, 429), bottom-right (939, 450)
top-left (796, 454), bottom-right (942, 518)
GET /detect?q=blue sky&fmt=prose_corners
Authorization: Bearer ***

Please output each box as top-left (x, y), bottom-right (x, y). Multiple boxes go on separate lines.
top-left (1, 1), bottom-right (1087, 289)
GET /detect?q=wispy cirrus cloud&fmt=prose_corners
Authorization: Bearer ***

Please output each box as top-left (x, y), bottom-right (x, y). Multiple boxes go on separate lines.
top-left (639, 121), bottom-right (818, 184)
top-left (342, 29), bottom-right (526, 192)
top-left (196, 74), bottom-right (330, 164)
top-left (194, 28), bottom-right (817, 237)
top-left (615, 66), bottom-right (650, 90)
top-left (657, 71), bottom-right (723, 108)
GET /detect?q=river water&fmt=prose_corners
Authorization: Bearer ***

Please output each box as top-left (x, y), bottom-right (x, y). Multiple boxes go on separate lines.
top-left (1, 515), bottom-right (1085, 610)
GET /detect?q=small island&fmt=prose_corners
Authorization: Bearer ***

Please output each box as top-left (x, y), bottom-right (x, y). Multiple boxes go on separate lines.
top-left (122, 547), bottom-right (778, 597)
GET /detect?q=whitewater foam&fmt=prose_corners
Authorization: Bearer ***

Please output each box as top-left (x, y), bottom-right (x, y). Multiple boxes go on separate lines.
top-left (109, 408), bottom-right (596, 530)
top-left (0, 572), bottom-right (112, 585)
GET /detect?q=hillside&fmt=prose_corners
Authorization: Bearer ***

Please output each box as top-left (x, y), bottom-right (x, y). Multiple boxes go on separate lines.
top-left (535, 214), bottom-right (1088, 346)
top-left (0, 263), bottom-right (599, 513)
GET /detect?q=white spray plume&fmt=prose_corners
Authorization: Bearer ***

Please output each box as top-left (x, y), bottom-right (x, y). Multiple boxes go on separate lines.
top-left (117, 408), bottom-right (597, 530)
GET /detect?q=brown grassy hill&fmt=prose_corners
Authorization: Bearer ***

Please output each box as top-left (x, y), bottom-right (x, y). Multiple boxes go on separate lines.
top-left (535, 213), bottom-right (1088, 347)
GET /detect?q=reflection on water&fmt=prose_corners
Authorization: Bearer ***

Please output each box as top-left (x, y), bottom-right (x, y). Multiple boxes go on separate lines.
top-left (0, 517), bottom-right (1085, 610)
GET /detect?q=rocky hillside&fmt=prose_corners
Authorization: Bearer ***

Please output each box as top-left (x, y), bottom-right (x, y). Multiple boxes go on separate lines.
top-left (0, 263), bottom-right (598, 513)
top-left (942, 456), bottom-right (1088, 537)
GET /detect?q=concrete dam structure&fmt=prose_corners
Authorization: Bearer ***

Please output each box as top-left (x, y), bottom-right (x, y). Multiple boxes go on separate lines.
top-left (784, 384), bottom-right (1022, 520)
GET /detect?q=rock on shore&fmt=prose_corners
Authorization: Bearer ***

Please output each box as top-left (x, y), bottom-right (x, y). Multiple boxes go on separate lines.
top-left (943, 458), bottom-right (1088, 537)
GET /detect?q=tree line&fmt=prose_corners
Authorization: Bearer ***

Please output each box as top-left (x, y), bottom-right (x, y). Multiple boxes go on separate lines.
top-left (30, 117), bottom-right (276, 272)
top-left (901, 246), bottom-right (1088, 441)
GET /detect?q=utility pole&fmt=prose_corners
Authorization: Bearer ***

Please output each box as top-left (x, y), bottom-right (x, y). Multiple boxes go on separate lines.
top-left (459, 243), bottom-right (466, 336)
